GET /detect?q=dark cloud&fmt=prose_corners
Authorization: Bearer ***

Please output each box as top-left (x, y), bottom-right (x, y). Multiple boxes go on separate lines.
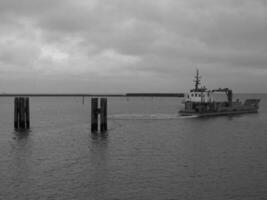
top-left (0, 0), bottom-right (266, 92)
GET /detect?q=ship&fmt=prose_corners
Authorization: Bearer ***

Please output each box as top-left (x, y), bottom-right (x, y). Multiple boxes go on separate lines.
top-left (179, 70), bottom-right (260, 117)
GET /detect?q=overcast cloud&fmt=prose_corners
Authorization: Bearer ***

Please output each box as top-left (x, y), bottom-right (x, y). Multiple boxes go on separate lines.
top-left (0, 0), bottom-right (266, 93)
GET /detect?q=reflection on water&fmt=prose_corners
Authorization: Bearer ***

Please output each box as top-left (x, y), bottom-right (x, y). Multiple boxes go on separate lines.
top-left (90, 132), bottom-right (109, 200)
top-left (91, 132), bottom-right (109, 140)
top-left (13, 129), bottom-right (31, 139)
top-left (8, 130), bottom-right (35, 199)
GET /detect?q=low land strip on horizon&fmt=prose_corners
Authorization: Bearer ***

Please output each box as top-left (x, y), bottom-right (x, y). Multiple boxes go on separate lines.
top-left (0, 93), bottom-right (185, 97)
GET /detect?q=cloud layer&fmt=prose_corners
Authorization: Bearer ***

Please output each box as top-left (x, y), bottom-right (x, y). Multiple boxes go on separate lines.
top-left (0, 0), bottom-right (266, 92)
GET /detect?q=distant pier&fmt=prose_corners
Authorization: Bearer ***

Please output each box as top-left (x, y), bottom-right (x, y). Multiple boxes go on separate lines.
top-left (126, 93), bottom-right (184, 97)
top-left (0, 93), bottom-right (184, 97)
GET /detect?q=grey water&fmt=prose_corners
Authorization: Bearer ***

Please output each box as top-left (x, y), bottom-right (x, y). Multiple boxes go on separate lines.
top-left (0, 95), bottom-right (266, 200)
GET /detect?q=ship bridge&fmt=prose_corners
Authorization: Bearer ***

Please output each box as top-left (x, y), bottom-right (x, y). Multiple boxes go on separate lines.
top-left (186, 90), bottom-right (212, 103)
top-left (185, 69), bottom-right (213, 103)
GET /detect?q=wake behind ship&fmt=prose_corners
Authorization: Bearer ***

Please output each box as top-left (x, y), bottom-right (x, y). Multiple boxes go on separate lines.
top-left (179, 70), bottom-right (260, 117)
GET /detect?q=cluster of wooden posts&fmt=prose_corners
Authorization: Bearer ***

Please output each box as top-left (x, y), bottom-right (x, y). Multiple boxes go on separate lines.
top-left (14, 97), bottom-right (30, 130)
top-left (91, 98), bottom-right (107, 133)
top-left (14, 97), bottom-right (108, 133)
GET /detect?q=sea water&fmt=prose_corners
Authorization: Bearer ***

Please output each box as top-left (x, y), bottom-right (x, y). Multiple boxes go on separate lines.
top-left (0, 95), bottom-right (266, 200)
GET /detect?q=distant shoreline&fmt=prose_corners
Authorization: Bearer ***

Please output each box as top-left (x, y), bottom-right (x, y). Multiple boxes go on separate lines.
top-left (0, 93), bottom-right (185, 97)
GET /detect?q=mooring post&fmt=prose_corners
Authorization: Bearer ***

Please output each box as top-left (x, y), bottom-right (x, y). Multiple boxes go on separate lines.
top-left (91, 98), bottom-right (108, 133)
top-left (14, 97), bottom-right (30, 130)
top-left (82, 96), bottom-right (84, 105)
top-left (100, 98), bottom-right (107, 133)
top-left (19, 97), bottom-right (25, 129)
top-left (14, 97), bottom-right (19, 129)
top-left (25, 97), bottom-right (30, 129)
top-left (91, 98), bottom-right (98, 133)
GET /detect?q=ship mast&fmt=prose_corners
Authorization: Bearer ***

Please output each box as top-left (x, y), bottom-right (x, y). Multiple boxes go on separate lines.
top-left (193, 69), bottom-right (201, 91)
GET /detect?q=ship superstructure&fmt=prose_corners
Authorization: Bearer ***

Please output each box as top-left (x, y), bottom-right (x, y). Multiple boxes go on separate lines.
top-left (185, 69), bottom-right (212, 103)
top-left (179, 70), bottom-right (260, 116)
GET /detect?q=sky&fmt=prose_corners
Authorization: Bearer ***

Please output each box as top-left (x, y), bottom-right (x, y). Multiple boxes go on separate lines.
top-left (0, 0), bottom-right (266, 93)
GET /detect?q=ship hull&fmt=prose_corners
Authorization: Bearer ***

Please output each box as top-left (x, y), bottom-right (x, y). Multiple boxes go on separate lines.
top-left (179, 109), bottom-right (258, 117)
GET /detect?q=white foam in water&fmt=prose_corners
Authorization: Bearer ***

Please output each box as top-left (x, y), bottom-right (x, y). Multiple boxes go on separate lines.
top-left (179, 115), bottom-right (199, 119)
top-left (108, 113), bottom-right (196, 120)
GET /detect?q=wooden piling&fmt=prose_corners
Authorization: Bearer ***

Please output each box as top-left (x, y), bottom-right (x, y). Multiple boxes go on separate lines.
top-left (25, 97), bottom-right (30, 129)
top-left (91, 98), bottom-right (108, 133)
top-left (100, 98), bottom-right (107, 132)
top-left (19, 97), bottom-right (26, 129)
top-left (14, 97), bottom-right (30, 130)
top-left (14, 97), bottom-right (19, 129)
top-left (91, 98), bottom-right (98, 133)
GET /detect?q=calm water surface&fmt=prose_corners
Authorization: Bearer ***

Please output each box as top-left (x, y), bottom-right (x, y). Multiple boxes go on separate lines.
top-left (0, 95), bottom-right (266, 200)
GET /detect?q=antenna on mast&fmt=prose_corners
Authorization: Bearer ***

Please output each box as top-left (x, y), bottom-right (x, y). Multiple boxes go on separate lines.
top-left (193, 68), bottom-right (201, 91)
